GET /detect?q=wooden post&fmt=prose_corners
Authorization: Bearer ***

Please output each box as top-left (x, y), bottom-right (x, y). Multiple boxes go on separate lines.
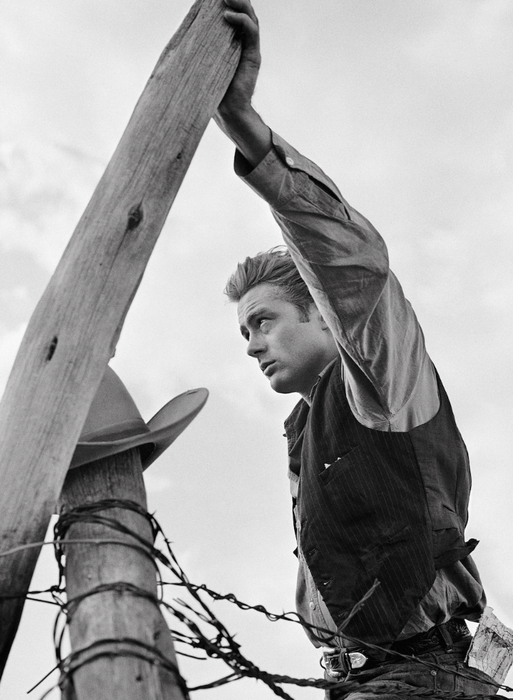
top-left (58, 448), bottom-right (187, 700)
top-left (0, 0), bottom-right (240, 674)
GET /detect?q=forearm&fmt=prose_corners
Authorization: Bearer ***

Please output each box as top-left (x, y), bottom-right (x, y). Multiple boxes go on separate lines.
top-left (215, 104), bottom-right (272, 170)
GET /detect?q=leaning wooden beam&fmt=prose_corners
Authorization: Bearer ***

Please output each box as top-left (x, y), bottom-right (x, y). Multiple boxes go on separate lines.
top-left (58, 448), bottom-right (187, 700)
top-left (0, 0), bottom-right (240, 674)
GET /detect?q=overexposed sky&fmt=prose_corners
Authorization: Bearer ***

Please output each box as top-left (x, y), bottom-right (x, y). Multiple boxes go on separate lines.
top-left (1, 1), bottom-right (513, 698)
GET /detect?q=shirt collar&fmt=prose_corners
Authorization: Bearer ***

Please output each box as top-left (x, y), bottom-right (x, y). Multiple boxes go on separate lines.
top-left (304, 357), bottom-right (338, 406)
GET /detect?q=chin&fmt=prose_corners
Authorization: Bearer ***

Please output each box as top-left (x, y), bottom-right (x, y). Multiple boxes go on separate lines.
top-left (269, 377), bottom-right (296, 395)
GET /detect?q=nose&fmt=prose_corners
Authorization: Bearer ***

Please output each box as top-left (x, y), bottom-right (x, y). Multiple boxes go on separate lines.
top-left (246, 331), bottom-right (265, 358)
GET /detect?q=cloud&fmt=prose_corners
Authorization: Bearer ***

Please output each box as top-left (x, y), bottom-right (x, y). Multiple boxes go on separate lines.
top-left (0, 139), bottom-right (103, 269)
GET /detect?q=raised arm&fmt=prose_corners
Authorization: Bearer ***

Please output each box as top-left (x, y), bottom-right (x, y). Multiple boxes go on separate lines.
top-left (217, 0), bottom-right (440, 432)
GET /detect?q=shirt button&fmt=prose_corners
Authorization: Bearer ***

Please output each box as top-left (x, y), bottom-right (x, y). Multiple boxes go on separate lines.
top-left (285, 156), bottom-right (295, 167)
top-left (309, 601), bottom-right (315, 610)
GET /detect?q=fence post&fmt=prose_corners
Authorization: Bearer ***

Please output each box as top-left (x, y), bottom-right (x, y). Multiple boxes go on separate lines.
top-left (57, 448), bottom-right (188, 699)
top-left (0, 0), bottom-right (240, 674)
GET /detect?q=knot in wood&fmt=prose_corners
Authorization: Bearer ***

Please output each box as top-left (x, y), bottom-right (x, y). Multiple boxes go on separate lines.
top-left (46, 336), bottom-right (58, 361)
top-left (126, 205), bottom-right (143, 232)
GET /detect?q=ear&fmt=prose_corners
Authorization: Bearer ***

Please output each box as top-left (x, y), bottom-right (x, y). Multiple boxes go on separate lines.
top-left (309, 304), bottom-right (330, 331)
top-left (320, 316), bottom-right (331, 331)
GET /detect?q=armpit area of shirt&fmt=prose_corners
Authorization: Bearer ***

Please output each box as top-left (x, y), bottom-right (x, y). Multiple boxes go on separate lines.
top-left (343, 352), bottom-right (441, 433)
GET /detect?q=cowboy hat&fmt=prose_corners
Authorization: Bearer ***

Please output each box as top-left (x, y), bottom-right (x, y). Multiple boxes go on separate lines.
top-left (70, 366), bottom-right (208, 469)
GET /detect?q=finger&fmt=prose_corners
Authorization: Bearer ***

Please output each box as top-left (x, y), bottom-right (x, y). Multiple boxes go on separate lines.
top-left (223, 10), bottom-right (257, 32)
top-left (223, 11), bottom-right (259, 49)
top-left (223, 0), bottom-right (258, 25)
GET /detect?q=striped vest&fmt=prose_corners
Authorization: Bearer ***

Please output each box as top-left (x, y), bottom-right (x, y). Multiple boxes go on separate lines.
top-left (284, 357), bottom-right (478, 647)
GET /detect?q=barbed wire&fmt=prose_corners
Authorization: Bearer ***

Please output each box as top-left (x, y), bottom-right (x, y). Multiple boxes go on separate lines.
top-left (7, 498), bottom-right (510, 700)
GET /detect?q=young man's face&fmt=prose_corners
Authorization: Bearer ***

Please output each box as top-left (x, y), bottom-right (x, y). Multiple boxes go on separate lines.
top-left (237, 283), bottom-right (337, 399)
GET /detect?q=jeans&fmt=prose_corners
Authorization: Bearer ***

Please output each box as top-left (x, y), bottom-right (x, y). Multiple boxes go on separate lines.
top-left (325, 639), bottom-right (501, 699)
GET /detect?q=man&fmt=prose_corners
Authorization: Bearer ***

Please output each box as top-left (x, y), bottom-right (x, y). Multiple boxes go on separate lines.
top-left (216, 1), bottom-right (498, 697)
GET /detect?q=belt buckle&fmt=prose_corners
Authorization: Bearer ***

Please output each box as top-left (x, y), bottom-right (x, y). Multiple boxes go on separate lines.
top-left (346, 651), bottom-right (368, 670)
top-left (321, 648), bottom-right (345, 680)
top-left (321, 648), bottom-right (369, 679)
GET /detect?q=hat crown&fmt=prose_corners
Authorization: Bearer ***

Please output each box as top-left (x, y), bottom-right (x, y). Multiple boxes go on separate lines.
top-left (80, 367), bottom-right (150, 443)
top-left (71, 367), bottom-right (208, 471)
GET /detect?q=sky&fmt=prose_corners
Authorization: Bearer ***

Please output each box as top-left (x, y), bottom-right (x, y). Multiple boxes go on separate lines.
top-left (1, 0), bottom-right (513, 698)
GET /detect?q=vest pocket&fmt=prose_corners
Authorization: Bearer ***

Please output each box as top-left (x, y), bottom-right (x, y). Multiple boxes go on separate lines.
top-left (318, 445), bottom-right (360, 485)
top-left (314, 444), bottom-right (417, 545)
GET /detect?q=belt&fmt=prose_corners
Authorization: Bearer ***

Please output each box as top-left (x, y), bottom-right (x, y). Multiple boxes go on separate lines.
top-left (322, 619), bottom-right (471, 678)
top-left (391, 618), bottom-right (470, 657)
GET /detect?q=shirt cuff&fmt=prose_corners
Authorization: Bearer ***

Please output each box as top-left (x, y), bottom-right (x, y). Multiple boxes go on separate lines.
top-left (234, 131), bottom-right (345, 208)
top-left (234, 138), bottom-right (293, 208)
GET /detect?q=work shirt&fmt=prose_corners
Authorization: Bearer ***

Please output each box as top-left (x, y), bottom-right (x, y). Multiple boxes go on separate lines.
top-left (235, 132), bottom-right (485, 647)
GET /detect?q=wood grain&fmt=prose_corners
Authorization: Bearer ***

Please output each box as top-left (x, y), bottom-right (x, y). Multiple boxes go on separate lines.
top-left (58, 448), bottom-right (187, 699)
top-left (0, 0), bottom-right (239, 673)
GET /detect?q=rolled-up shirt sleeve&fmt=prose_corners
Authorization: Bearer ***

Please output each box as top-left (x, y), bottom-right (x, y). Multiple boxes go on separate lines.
top-left (235, 132), bottom-right (439, 431)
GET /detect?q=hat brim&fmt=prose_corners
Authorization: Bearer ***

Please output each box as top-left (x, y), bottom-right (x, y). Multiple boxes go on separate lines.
top-left (70, 387), bottom-right (208, 470)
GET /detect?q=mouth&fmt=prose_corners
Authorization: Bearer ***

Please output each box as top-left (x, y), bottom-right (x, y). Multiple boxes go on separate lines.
top-left (260, 361), bottom-right (275, 376)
